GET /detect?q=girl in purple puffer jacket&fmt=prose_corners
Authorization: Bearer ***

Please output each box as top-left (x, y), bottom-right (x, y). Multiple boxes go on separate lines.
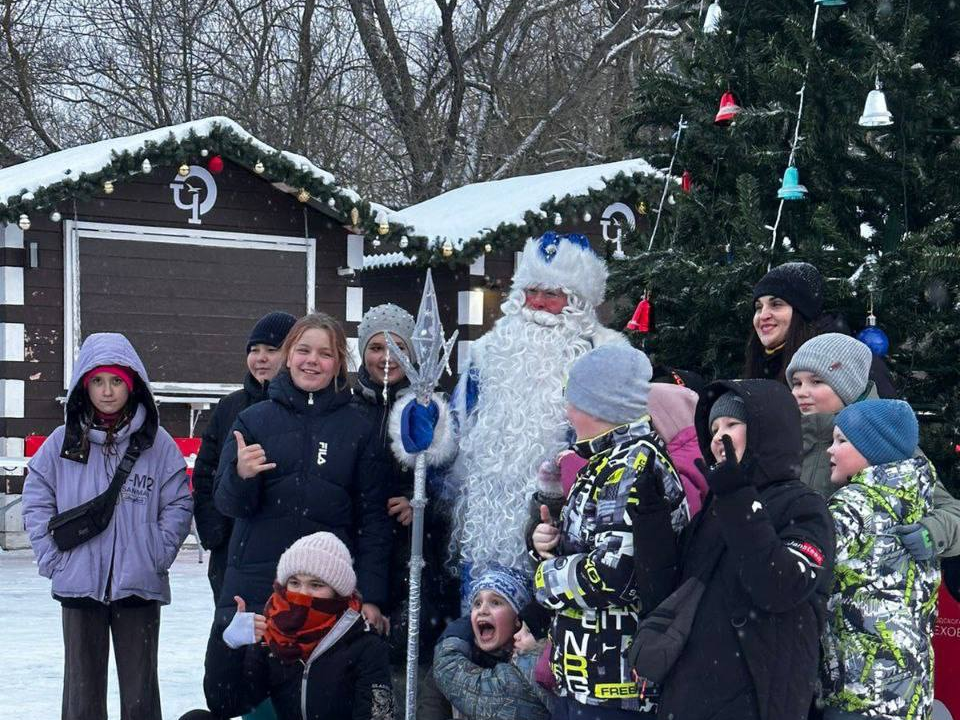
top-left (22, 332), bottom-right (193, 720)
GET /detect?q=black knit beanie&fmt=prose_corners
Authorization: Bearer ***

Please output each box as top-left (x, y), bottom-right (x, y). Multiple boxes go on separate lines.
top-left (752, 262), bottom-right (825, 321)
top-left (247, 311), bottom-right (297, 352)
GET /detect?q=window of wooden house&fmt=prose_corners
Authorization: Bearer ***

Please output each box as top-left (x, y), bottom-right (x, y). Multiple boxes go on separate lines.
top-left (63, 221), bottom-right (316, 395)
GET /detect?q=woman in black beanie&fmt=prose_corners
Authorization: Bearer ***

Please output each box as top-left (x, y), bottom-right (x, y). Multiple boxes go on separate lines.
top-left (744, 262), bottom-right (824, 383)
top-left (744, 262), bottom-right (898, 399)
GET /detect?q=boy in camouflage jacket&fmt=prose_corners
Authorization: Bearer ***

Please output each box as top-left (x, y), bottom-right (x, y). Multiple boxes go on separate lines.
top-left (821, 400), bottom-right (940, 720)
top-left (531, 345), bottom-right (688, 717)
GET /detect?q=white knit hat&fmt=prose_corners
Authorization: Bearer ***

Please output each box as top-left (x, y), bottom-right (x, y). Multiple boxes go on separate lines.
top-left (275, 532), bottom-right (357, 597)
top-left (511, 232), bottom-right (608, 308)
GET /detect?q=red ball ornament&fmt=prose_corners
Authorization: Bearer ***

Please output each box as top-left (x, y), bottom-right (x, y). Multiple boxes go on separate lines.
top-left (626, 294), bottom-right (654, 333)
top-left (207, 155), bottom-right (224, 174)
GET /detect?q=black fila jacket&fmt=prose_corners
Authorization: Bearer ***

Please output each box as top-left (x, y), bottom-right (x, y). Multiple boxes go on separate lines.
top-left (213, 370), bottom-right (393, 622)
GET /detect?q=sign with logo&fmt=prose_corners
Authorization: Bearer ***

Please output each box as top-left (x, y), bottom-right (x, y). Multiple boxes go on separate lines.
top-left (599, 202), bottom-right (636, 256)
top-left (934, 583), bottom-right (960, 719)
top-left (169, 165), bottom-right (218, 224)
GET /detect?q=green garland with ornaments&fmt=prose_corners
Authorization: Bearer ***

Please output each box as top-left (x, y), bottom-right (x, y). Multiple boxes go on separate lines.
top-left (0, 124), bottom-right (384, 236)
top-left (2, 121), bottom-right (669, 270)
top-left (380, 170), bottom-right (668, 267)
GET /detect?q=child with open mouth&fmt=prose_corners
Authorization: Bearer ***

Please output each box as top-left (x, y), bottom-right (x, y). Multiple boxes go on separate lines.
top-left (428, 567), bottom-right (553, 720)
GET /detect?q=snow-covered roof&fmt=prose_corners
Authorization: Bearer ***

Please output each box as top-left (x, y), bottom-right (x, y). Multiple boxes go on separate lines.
top-left (390, 158), bottom-right (663, 250)
top-left (0, 116), bottom-right (390, 218)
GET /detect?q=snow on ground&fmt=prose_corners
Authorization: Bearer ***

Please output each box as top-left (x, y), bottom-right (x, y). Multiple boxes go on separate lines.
top-left (0, 547), bottom-right (213, 720)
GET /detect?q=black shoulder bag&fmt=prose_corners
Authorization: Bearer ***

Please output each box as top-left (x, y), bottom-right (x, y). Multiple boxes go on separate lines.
top-left (47, 442), bottom-right (143, 551)
top-left (626, 541), bottom-right (725, 684)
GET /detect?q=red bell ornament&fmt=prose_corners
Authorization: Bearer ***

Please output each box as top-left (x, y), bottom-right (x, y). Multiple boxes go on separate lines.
top-left (207, 155), bottom-right (224, 174)
top-left (714, 92), bottom-right (741, 125)
top-left (626, 294), bottom-right (654, 333)
top-left (681, 170), bottom-right (692, 194)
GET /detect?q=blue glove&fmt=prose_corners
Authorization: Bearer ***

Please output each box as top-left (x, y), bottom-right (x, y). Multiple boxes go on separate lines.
top-left (889, 523), bottom-right (935, 562)
top-left (439, 616), bottom-right (474, 644)
top-left (400, 400), bottom-right (439, 454)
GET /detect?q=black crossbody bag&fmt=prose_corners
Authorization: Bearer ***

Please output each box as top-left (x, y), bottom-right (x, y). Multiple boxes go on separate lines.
top-left (47, 443), bottom-right (142, 551)
top-left (627, 542), bottom-right (725, 684)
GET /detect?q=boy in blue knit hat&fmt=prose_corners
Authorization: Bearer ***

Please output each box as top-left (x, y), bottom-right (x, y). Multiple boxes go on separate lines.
top-left (429, 567), bottom-right (553, 720)
top-left (821, 399), bottom-right (941, 720)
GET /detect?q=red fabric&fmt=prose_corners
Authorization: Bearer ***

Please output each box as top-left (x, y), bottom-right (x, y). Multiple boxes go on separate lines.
top-left (25, 435), bottom-right (46, 457)
top-left (82, 365), bottom-right (134, 392)
top-left (262, 583), bottom-right (362, 664)
top-left (934, 582), bottom-right (960, 717)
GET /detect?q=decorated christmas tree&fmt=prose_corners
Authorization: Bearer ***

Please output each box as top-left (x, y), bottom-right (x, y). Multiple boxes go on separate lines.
top-left (611, 0), bottom-right (960, 482)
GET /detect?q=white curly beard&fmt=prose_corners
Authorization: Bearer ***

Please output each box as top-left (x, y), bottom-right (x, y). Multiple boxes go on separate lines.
top-left (447, 290), bottom-right (601, 576)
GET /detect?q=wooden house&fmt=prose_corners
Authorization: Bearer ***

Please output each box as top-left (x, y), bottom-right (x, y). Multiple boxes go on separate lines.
top-left (0, 116), bottom-right (665, 547)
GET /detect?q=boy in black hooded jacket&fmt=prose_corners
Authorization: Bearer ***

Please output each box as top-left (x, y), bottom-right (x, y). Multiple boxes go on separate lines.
top-left (649, 379), bottom-right (836, 720)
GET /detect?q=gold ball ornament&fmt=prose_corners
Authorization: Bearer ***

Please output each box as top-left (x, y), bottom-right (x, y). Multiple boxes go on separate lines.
top-left (350, 207), bottom-right (360, 226)
top-left (103, 180), bottom-right (114, 194)
top-left (636, 201), bottom-right (648, 215)
top-left (297, 189), bottom-right (310, 203)
top-left (254, 160), bottom-right (265, 174)
top-left (377, 221), bottom-right (389, 235)
top-left (18, 214), bottom-right (30, 230)
top-left (441, 239), bottom-right (454, 258)
top-left (178, 164), bottom-right (190, 177)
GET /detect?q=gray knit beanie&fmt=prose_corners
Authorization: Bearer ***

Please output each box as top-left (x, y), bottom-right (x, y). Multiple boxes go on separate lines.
top-left (357, 304), bottom-right (416, 362)
top-left (565, 345), bottom-right (652, 424)
top-left (785, 333), bottom-right (873, 406)
top-left (276, 532), bottom-right (357, 597)
top-left (708, 392), bottom-right (747, 428)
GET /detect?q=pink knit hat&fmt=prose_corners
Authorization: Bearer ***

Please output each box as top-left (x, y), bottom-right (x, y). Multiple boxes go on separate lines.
top-left (648, 383), bottom-right (699, 443)
top-left (275, 532), bottom-right (357, 597)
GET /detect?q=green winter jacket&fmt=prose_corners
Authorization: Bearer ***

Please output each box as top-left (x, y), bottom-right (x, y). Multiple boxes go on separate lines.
top-left (800, 412), bottom-right (837, 500)
top-left (822, 456), bottom-right (941, 720)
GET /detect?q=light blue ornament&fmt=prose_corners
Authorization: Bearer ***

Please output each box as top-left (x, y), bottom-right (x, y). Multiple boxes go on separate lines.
top-left (777, 166), bottom-right (808, 201)
top-left (857, 314), bottom-right (889, 357)
top-left (815, 0), bottom-right (847, 6)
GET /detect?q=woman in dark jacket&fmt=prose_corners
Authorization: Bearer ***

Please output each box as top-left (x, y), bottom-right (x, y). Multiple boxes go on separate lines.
top-left (651, 379), bottom-right (836, 720)
top-left (192, 311), bottom-right (295, 600)
top-left (745, 262), bottom-right (895, 396)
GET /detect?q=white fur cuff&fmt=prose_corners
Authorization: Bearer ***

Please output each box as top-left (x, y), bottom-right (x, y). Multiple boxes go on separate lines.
top-left (388, 393), bottom-right (458, 469)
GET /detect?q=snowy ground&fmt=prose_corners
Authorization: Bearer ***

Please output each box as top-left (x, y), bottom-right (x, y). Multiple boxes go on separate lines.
top-left (0, 547), bottom-right (212, 720)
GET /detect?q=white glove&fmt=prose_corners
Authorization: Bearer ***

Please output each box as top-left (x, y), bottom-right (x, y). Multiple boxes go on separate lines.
top-left (223, 611), bottom-right (256, 649)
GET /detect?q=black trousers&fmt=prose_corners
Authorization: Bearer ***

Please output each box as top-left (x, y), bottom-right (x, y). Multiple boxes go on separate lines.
top-left (61, 600), bottom-right (162, 720)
